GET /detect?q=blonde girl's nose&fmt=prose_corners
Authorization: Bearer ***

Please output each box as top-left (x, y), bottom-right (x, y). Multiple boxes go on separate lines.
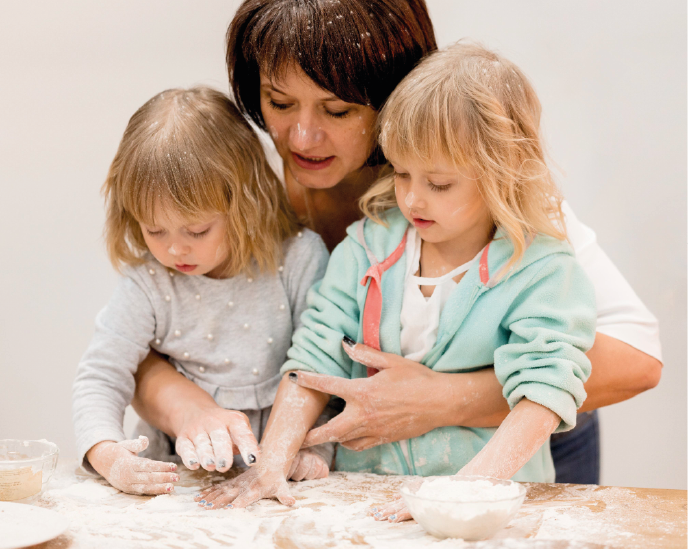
top-left (289, 120), bottom-right (325, 151)
top-left (168, 242), bottom-right (189, 257)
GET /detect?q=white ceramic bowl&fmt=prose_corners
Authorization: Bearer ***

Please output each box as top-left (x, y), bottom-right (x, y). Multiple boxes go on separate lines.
top-left (0, 440), bottom-right (59, 501)
top-left (401, 475), bottom-right (526, 540)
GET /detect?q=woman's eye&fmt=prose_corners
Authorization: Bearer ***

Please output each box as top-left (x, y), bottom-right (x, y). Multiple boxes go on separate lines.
top-left (189, 229), bottom-right (210, 239)
top-left (268, 100), bottom-right (290, 111)
top-left (428, 182), bottom-right (451, 192)
top-left (326, 109), bottom-right (350, 119)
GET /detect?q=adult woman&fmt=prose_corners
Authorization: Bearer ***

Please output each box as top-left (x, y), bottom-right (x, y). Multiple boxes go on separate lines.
top-left (132, 0), bottom-right (662, 484)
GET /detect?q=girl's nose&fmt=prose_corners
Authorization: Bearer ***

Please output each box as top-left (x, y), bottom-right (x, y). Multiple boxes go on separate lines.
top-left (289, 121), bottom-right (325, 151)
top-left (168, 243), bottom-right (189, 257)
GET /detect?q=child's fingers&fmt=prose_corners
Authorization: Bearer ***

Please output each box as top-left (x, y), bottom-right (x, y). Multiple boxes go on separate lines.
top-left (373, 498), bottom-right (408, 521)
top-left (275, 483), bottom-right (296, 507)
top-left (119, 435), bottom-right (149, 454)
top-left (289, 453), bottom-right (314, 481)
top-left (192, 433), bottom-right (216, 471)
top-left (201, 486), bottom-right (241, 510)
top-left (208, 428), bottom-right (233, 472)
top-left (133, 458), bottom-right (177, 473)
top-left (175, 437), bottom-right (200, 470)
top-left (226, 486), bottom-right (262, 509)
top-left (312, 459), bottom-right (329, 480)
top-left (129, 483), bottom-right (175, 496)
top-left (139, 472), bottom-right (180, 485)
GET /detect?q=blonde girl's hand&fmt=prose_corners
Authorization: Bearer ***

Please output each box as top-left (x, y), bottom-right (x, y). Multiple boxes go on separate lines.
top-left (288, 449), bottom-right (330, 481)
top-left (174, 407), bottom-right (260, 473)
top-left (368, 493), bottom-right (413, 523)
top-left (86, 436), bottom-right (179, 495)
top-left (194, 462), bottom-right (295, 510)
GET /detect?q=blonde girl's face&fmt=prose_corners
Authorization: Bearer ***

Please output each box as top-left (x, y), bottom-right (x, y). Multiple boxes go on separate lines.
top-left (259, 65), bottom-right (377, 189)
top-left (391, 155), bottom-right (493, 247)
top-left (139, 209), bottom-right (229, 279)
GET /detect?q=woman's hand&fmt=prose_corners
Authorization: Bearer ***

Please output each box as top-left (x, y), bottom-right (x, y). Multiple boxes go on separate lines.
top-left (290, 341), bottom-right (451, 451)
top-left (174, 406), bottom-right (260, 473)
top-left (86, 436), bottom-right (179, 495)
top-left (195, 462), bottom-right (295, 510)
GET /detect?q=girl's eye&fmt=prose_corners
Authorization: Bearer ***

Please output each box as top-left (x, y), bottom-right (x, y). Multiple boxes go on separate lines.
top-left (326, 109), bottom-right (350, 119)
top-left (268, 100), bottom-right (290, 111)
top-left (146, 229), bottom-right (165, 237)
top-left (429, 182), bottom-right (451, 192)
top-left (393, 171), bottom-right (410, 179)
top-left (189, 229), bottom-right (210, 239)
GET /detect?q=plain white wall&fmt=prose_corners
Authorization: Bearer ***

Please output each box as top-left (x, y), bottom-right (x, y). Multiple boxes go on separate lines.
top-left (1, 1), bottom-right (685, 489)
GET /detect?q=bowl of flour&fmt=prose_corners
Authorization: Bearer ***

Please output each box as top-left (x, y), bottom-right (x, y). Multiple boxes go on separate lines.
top-left (400, 475), bottom-right (526, 540)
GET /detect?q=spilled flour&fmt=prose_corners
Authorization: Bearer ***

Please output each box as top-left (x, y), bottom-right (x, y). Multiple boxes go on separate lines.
top-left (32, 463), bottom-right (684, 549)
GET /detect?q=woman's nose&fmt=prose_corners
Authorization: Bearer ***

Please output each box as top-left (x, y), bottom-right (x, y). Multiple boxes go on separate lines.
top-left (289, 120), bottom-right (325, 151)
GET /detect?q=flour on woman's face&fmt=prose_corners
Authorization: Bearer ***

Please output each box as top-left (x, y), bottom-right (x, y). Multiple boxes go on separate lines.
top-left (258, 66), bottom-right (377, 191)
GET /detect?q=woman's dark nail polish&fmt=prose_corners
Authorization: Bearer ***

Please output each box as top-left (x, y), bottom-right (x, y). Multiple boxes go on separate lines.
top-left (218, 459), bottom-right (227, 469)
top-left (342, 335), bottom-right (356, 348)
top-left (288, 372), bottom-right (298, 383)
top-left (247, 454), bottom-right (257, 464)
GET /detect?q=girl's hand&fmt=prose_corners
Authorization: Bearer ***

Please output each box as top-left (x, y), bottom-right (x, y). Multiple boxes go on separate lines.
top-left (194, 462), bottom-right (295, 510)
top-left (290, 341), bottom-right (446, 451)
top-left (288, 449), bottom-right (330, 481)
top-left (368, 493), bottom-right (413, 523)
top-left (86, 436), bottom-right (179, 495)
top-left (174, 407), bottom-right (260, 473)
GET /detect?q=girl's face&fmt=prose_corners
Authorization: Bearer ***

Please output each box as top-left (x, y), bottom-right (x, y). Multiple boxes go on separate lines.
top-left (260, 65), bottom-right (377, 189)
top-left (391, 155), bottom-right (493, 247)
top-left (139, 210), bottom-right (229, 278)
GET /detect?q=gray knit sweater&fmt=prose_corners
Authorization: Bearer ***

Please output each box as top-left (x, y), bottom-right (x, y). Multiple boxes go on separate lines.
top-left (73, 229), bottom-right (329, 466)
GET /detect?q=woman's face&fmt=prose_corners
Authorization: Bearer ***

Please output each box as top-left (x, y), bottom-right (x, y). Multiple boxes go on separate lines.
top-left (260, 66), bottom-right (377, 189)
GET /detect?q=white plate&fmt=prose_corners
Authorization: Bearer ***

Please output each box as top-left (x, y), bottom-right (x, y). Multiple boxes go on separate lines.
top-left (0, 502), bottom-right (70, 549)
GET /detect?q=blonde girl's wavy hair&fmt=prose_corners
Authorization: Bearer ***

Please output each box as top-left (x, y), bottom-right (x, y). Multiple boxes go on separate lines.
top-left (103, 86), bottom-right (299, 277)
top-left (361, 41), bottom-right (566, 273)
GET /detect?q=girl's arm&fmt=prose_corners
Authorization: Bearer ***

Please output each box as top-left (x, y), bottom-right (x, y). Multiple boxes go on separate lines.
top-left (293, 331), bottom-right (661, 450)
top-left (458, 399), bottom-right (560, 478)
top-left (194, 376), bottom-right (330, 509)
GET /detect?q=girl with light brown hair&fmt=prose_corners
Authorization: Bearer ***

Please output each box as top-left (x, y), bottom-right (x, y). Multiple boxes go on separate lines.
top-left (72, 86), bottom-right (333, 495)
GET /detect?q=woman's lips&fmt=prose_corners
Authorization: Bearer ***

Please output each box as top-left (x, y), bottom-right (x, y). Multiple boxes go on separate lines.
top-left (413, 218), bottom-right (435, 229)
top-left (175, 264), bottom-right (197, 273)
top-left (291, 152), bottom-right (335, 171)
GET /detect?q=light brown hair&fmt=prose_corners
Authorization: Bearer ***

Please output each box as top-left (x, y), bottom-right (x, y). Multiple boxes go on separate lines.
top-left (362, 42), bottom-right (566, 272)
top-left (102, 86), bottom-right (299, 277)
top-left (226, 0), bottom-right (437, 164)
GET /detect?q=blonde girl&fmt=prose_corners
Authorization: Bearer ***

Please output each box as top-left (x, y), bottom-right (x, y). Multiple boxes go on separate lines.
top-left (73, 87), bottom-right (333, 495)
top-left (195, 41), bottom-right (597, 515)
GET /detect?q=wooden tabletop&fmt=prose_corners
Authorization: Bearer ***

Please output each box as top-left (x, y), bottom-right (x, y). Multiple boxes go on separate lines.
top-left (23, 464), bottom-right (686, 549)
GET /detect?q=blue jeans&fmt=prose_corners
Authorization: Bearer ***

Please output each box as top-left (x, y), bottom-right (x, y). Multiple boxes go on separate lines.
top-left (550, 410), bottom-right (600, 484)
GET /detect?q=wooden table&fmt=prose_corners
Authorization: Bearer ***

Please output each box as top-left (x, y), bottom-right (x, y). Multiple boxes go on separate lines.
top-left (23, 463), bottom-right (686, 548)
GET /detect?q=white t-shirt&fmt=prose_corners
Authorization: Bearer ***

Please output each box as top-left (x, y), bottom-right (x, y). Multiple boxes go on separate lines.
top-left (256, 131), bottom-right (662, 362)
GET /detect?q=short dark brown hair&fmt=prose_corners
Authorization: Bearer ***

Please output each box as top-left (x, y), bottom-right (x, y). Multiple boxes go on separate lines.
top-left (226, 0), bottom-right (437, 130)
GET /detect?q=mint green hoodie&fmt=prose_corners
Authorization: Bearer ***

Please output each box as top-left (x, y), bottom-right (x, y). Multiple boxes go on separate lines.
top-left (282, 208), bottom-right (596, 482)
